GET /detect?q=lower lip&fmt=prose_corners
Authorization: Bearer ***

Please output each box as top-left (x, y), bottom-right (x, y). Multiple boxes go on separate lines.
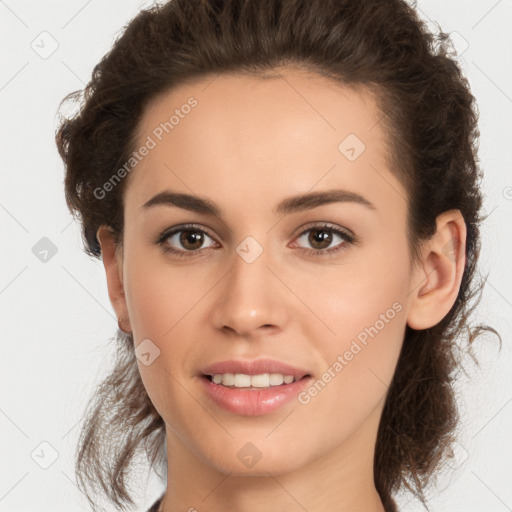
top-left (200, 375), bottom-right (312, 416)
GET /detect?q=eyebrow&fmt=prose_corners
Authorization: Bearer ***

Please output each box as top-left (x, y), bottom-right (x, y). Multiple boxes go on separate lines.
top-left (142, 189), bottom-right (376, 216)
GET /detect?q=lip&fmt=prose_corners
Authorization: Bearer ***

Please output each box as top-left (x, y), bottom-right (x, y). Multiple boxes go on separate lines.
top-left (200, 358), bottom-right (311, 380)
top-left (199, 358), bottom-right (313, 416)
top-left (200, 374), bottom-right (312, 416)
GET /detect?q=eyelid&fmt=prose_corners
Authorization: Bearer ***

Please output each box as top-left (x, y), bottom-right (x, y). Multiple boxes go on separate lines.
top-left (156, 223), bottom-right (217, 241)
top-left (291, 221), bottom-right (354, 240)
top-left (289, 222), bottom-right (355, 254)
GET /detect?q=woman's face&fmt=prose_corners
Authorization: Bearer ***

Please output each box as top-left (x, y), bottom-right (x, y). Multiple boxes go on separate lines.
top-left (111, 69), bottom-right (419, 476)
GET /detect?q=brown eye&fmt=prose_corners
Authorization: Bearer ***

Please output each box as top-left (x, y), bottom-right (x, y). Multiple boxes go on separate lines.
top-left (179, 230), bottom-right (205, 250)
top-left (308, 229), bottom-right (333, 250)
top-left (292, 223), bottom-right (354, 256)
top-left (158, 224), bottom-right (218, 255)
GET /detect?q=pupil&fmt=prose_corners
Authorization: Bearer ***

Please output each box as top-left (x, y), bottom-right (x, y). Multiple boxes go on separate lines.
top-left (180, 230), bottom-right (203, 249)
top-left (310, 229), bottom-right (331, 249)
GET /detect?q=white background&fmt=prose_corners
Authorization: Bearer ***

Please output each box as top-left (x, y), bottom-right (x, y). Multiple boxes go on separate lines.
top-left (1, 1), bottom-right (511, 511)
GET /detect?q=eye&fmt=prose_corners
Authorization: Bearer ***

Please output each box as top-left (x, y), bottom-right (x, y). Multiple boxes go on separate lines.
top-left (155, 222), bottom-right (356, 259)
top-left (291, 223), bottom-right (355, 256)
top-left (156, 224), bottom-right (218, 257)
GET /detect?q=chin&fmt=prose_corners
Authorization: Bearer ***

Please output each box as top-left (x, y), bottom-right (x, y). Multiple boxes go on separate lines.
top-left (196, 437), bottom-right (310, 476)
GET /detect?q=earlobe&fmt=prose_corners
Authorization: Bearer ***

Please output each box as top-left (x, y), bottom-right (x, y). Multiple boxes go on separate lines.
top-left (406, 210), bottom-right (467, 330)
top-left (96, 225), bottom-right (132, 333)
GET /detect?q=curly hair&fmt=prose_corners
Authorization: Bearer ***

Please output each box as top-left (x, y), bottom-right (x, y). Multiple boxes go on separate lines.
top-left (55, 0), bottom-right (500, 510)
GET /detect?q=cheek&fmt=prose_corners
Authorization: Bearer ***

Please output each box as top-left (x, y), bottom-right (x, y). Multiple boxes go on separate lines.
top-left (294, 251), bottom-right (409, 428)
top-left (122, 256), bottom-right (207, 423)
top-left (300, 277), bottom-right (406, 383)
top-left (293, 287), bottom-right (406, 448)
top-left (123, 251), bottom-right (214, 341)
top-left (293, 242), bottom-right (409, 346)
top-left (122, 249), bottom-right (216, 393)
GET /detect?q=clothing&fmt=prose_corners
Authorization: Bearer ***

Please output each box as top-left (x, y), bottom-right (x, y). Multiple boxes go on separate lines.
top-left (146, 493), bottom-right (397, 511)
top-left (146, 494), bottom-right (164, 512)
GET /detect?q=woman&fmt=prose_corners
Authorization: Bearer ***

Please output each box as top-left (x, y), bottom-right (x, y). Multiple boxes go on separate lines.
top-left (55, 0), bottom-right (499, 510)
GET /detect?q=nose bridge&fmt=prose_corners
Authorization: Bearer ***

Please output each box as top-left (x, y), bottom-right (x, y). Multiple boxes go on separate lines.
top-left (211, 237), bottom-right (288, 336)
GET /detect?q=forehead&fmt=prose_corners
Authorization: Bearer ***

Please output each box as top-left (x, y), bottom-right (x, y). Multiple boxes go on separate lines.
top-left (125, 68), bottom-right (406, 219)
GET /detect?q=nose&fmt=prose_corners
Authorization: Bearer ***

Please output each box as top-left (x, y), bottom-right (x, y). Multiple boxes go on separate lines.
top-left (211, 244), bottom-right (289, 339)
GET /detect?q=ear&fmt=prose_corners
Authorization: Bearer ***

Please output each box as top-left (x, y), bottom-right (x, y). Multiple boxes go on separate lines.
top-left (96, 225), bottom-right (132, 333)
top-left (407, 210), bottom-right (467, 330)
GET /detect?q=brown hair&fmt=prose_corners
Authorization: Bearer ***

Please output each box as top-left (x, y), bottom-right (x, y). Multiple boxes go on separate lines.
top-left (55, 0), bottom-right (500, 510)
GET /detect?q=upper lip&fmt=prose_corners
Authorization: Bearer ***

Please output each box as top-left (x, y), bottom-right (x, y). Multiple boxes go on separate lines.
top-left (200, 359), bottom-right (311, 380)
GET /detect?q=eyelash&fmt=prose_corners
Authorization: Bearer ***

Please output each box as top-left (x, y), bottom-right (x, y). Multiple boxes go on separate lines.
top-left (155, 222), bottom-right (356, 259)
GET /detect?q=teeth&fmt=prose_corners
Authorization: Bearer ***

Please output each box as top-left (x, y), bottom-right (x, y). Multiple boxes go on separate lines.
top-left (210, 373), bottom-right (296, 388)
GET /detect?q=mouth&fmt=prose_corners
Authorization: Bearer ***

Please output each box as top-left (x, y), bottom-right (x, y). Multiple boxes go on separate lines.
top-left (201, 372), bottom-right (312, 389)
top-left (199, 371), bottom-right (313, 416)
top-left (198, 359), bottom-right (313, 415)
top-left (199, 358), bottom-right (312, 388)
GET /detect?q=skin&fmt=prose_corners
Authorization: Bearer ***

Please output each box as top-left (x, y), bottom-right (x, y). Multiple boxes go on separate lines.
top-left (97, 67), bottom-right (466, 512)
